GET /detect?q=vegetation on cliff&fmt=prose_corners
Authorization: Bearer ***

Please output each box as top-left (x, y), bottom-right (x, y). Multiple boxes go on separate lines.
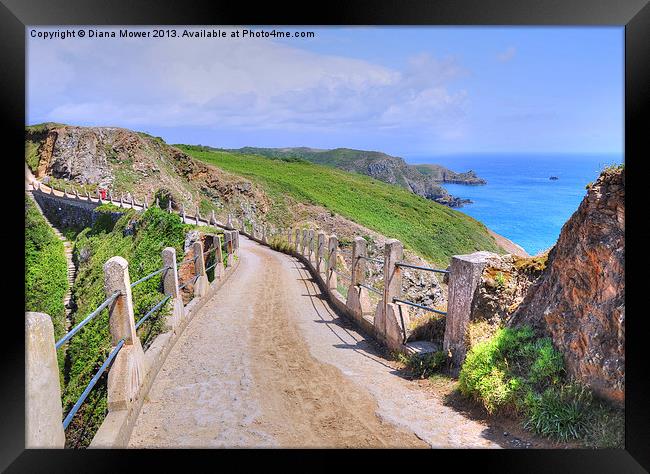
top-left (458, 326), bottom-right (623, 447)
top-left (25, 196), bottom-right (68, 342)
top-left (178, 145), bottom-right (502, 265)
top-left (61, 207), bottom-right (199, 447)
top-left (217, 146), bottom-right (484, 206)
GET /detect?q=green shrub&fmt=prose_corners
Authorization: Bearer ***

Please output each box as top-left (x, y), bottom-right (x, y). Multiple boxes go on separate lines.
top-left (458, 326), bottom-right (622, 446)
top-left (524, 383), bottom-right (591, 441)
top-left (62, 206), bottom-right (188, 447)
top-left (25, 196), bottom-right (68, 341)
top-left (400, 351), bottom-right (448, 379)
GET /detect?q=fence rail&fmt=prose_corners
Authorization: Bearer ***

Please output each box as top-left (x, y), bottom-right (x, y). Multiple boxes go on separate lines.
top-left (55, 291), bottom-right (120, 350)
top-left (135, 294), bottom-right (172, 330)
top-left (359, 282), bottom-right (382, 296)
top-left (130, 266), bottom-right (169, 289)
top-left (393, 297), bottom-right (447, 316)
top-left (357, 255), bottom-right (384, 264)
top-left (395, 261), bottom-right (449, 274)
top-left (62, 339), bottom-right (125, 430)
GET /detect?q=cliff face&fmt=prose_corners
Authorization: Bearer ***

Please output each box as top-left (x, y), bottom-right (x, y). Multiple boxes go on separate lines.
top-left (25, 124), bottom-right (270, 217)
top-left (226, 146), bottom-right (485, 207)
top-left (510, 167), bottom-right (625, 405)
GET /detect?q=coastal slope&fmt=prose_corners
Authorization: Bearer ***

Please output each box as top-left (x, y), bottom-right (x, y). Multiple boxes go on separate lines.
top-left (219, 146), bottom-right (485, 207)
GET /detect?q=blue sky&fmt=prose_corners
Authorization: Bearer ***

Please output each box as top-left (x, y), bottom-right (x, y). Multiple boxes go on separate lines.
top-left (27, 26), bottom-right (623, 158)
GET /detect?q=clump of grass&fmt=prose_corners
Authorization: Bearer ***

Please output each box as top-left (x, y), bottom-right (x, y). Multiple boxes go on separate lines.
top-left (268, 235), bottom-right (294, 254)
top-left (458, 326), bottom-right (623, 446)
top-left (494, 271), bottom-right (506, 289)
top-left (398, 350), bottom-right (448, 379)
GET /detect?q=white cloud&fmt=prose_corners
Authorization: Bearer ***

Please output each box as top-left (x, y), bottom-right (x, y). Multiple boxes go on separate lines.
top-left (28, 27), bottom-right (468, 140)
top-left (497, 46), bottom-right (517, 63)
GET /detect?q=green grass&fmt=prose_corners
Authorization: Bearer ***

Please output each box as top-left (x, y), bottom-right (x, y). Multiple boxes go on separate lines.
top-left (25, 196), bottom-right (68, 343)
top-left (458, 326), bottom-right (623, 446)
top-left (178, 145), bottom-right (503, 265)
top-left (62, 206), bottom-right (191, 447)
top-left (397, 350), bottom-right (448, 379)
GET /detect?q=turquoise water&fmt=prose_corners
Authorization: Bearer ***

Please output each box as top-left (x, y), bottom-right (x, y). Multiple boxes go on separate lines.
top-left (406, 153), bottom-right (623, 256)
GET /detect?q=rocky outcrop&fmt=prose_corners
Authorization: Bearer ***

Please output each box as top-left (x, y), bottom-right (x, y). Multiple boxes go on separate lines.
top-left (510, 167), bottom-right (625, 405)
top-left (25, 123), bottom-right (270, 223)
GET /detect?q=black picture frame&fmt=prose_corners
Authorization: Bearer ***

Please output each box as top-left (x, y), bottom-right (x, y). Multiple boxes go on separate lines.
top-left (3, 0), bottom-right (648, 471)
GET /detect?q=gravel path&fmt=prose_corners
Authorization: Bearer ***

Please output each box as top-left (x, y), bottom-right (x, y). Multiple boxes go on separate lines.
top-left (127, 236), bottom-right (499, 448)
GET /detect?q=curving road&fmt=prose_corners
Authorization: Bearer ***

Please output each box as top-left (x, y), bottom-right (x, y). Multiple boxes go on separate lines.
top-left (127, 236), bottom-right (499, 448)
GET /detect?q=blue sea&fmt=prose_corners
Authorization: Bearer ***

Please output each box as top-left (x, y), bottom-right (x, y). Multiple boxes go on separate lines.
top-left (406, 153), bottom-right (623, 256)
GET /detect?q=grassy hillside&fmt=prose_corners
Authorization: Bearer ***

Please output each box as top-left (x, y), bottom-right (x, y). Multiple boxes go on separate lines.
top-left (25, 195), bottom-right (68, 341)
top-left (178, 145), bottom-right (502, 265)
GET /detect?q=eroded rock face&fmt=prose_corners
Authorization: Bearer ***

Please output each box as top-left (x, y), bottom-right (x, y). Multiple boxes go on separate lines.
top-left (511, 168), bottom-right (625, 405)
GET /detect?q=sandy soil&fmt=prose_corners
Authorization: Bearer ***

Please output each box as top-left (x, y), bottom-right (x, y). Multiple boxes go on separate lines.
top-left (127, 236), bottom-right (500, 448)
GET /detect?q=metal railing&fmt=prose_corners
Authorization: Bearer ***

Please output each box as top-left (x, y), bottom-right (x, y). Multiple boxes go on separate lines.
top-left (393, 297), bottom-right (447, 316)
top-left (178, 274), bottom-right (200, 291)
top-left (337, 271), bottom-right (352, 281)
top-left (130, 266), bottom-right (169, 289)
top-left (62, 339), bottom-right (125, 430)
top-left (358, 255), bottom-right (384, 265)
top-left (395, 261), bottom-right (449, 274)
top-left (359, 282), bottom-right (382, 296)
top-left (55, 291), bottom-right (120, 350)
top-left (135, 294), bottom-right (172, 330)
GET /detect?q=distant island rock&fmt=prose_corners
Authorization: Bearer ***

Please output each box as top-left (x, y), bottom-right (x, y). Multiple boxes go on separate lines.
top-left (220, 146), bottom-right (485, 208)
top-left (549, 176), bottom-right (559, 180)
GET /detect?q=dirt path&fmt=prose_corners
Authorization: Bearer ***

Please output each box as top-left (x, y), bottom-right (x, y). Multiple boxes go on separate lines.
top-left (127, 237), bottom-right (499, 448)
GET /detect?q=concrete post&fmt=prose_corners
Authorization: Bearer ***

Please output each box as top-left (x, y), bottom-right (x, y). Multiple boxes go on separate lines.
top-left (307, 229), bottom-right (315, 262)
top-left (155, 197), bottom-right (159, 208)
top-left (181, 204), bottom-right (186, 222)
top-left (195, 208), bottom-right (200, 225)
top-left (262, 225), bottom-right (268, 244)
top-left (294, 229), bottom-right (300, 253)
top-left (346, 237), bottom-right (372, 318)
top-left (193, 241), bottom-right (209, 298)
top-left (119, 194), bottom-right (124, 207)
top-left (225, 231), bottom-right (235, 266)
top-left (109, 190), bottom-right (113, 203)
top-left (213, 234), bottom-right (226, 279)
top-left (234, 230), bottom-right (240, 256)
top-left (327, 235), bottom-right (338, 291)
top-left (226, 213), bottom-right (232, 228)
top-left (213, 210), bottom-right (218, 226)
top-left (287, 229), bottom-right (292, 246)
top-left (161, 247), bottom-right (185, 330)
top-left (301, 229), bottom-right (308, 256)
top-left (130, 194), bottom-right (135, 207)
top-left (144, 196), bottom-right (149, 209)
top-left (103, 257), bottom-right (145, 411)
top-left (374, 239), bottom-right (404, 345)
top-left (316, 231), bottom-right (326, 274)
top-left (167, 200), bottom-right (172, 213)
top-left (75, 189), bottom-right (80, 199)
top-left (98, 189), bottom-right (103, 204)
top-left (25, 312), bottom-right (66, 448)
top-left (443, 251), bottom-right (493, 370)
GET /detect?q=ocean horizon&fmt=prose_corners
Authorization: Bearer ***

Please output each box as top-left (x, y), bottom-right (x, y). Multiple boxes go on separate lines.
top-left (405, 153), bottom-right (623, 256)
